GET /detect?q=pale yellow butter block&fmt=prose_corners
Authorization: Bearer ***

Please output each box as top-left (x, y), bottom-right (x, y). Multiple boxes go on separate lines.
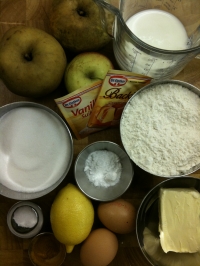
top-left (159, 188), bottom-right (200, 253)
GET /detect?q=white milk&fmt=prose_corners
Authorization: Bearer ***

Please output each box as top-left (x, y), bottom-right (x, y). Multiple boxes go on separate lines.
top-left (126, 9), bottom-right (188, 50)
top-left (115, 9), bottom-right (190, 78)
top-left (0, 107), bottom-right (71, 193)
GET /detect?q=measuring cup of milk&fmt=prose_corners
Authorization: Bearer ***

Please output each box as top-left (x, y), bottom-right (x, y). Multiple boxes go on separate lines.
top-left (94, 0), bottom-right (200, 79)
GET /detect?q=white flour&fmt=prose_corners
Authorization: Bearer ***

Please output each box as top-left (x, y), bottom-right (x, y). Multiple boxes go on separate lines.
top-left (121, 84), bottom-right (200, 176)
top-left (84, 150), bottom-right (122, 187)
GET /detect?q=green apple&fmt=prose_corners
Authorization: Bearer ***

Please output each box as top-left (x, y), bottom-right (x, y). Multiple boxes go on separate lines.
top-left (0, 26), bottom-right (67, 98)
top-left (49, 0), bottom-right (113, 53)
top-left (64, 52), bottom-right (114, 93)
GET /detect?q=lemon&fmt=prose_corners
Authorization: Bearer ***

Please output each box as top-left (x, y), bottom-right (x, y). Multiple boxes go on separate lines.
top-left (50, 183), bottom-right (94, 253)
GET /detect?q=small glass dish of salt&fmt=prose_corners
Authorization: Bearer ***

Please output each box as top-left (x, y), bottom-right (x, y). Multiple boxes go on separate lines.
top-left (74, 141), bottom-right (134, 201)
top-left (7, 201), bottom-right (43, 238)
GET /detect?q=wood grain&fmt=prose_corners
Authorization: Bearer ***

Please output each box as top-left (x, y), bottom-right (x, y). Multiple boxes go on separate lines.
top-left (0, 0), bottom-right (53, 37)
top-left (0, 0), bottom-right (200, 265)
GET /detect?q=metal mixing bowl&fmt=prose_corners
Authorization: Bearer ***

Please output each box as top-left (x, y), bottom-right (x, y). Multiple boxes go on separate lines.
top-left (120, 80), bottom-right (200, 178)
top-left (0, 102), bottom-right (73, 200)
top-left (136, 176), bottom-right (200, 266)
top-left (74, 141), bottom-right (134, 201)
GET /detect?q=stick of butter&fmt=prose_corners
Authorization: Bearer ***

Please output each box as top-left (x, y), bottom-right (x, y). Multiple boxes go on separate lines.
top-left (159, 188), bottom-right (200, 253)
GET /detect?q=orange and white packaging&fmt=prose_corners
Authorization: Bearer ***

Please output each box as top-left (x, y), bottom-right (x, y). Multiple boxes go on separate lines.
top-left (87, 70), bottom-right (152, 128)
top-left (55, 81), bottom-right (102, 139)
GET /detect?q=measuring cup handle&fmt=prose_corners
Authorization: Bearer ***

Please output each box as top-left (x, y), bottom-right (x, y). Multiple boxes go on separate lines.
top-left (94, 0), bottom-right (120, 39)
top-left (190, 25), bottom-right (200, 58)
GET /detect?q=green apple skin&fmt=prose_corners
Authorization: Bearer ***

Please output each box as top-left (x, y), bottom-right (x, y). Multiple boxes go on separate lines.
top-left (64, 52), bottom-right (114, 93)
top-left (49, 0), bottom-right (113, 53)
top-left (0, 26), bottom-right (67, 98)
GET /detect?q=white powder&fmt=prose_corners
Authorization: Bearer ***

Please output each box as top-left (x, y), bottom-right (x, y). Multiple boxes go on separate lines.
top-left (0, 107), bottom-right (71, 192)
top-left (121, 84), bottom-right (200, 176)
top-left (84, 150), bottom-right (122, 187)
top-left (13, 206), bottom-right (38, 228)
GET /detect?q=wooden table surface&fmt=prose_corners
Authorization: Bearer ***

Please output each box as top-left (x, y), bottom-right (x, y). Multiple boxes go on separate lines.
top-left (0, 1), bottom-right (200, 265)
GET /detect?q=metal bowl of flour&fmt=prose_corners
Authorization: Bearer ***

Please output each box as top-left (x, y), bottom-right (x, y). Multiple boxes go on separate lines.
top-left (0, 102), bottom-right (73, 200)
top-left (120, 80), bottom-right (200, 178)
top-left (74, 141), bottom-right (134, 201)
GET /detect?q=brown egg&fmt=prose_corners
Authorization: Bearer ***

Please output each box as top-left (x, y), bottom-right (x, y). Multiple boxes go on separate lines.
top-left (97, 198), bottom-right (136, 234)
top-left (80, 228), bottom-right (118, 266)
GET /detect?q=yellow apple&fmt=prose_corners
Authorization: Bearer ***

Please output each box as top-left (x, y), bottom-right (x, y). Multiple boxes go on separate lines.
top-left (64, 52), bottom-right (114, 93)
top-left (49, 0), bottom-right (113, 53)
top-left (0, 26), bottom-right (67, 98)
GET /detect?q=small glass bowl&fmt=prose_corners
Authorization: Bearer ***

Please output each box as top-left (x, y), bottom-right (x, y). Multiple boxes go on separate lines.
top-left (28, 232), bottom-right (66, 266)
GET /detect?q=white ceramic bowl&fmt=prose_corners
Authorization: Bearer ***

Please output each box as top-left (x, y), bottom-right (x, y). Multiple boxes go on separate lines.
top-left (74, 141), bottom-right (134, 201)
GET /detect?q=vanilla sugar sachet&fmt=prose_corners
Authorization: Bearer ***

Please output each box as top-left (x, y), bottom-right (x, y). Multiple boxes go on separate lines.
top-left (55, 81), bottom-right (102, 139)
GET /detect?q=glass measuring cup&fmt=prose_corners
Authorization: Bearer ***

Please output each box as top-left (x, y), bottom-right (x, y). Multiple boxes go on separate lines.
top-left (94, 0), bottom-right (200, 79)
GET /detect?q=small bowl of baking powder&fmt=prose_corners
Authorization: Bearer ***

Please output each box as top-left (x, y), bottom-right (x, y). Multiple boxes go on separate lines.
top-left (74, 141), bottom-right (134, 201)
top-left (120, 80), bottom-right (200, 178)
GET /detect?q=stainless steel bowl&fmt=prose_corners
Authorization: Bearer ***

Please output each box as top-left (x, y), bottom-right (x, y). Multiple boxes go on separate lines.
top-left (136, 176), bottom-right (200, 266)
top-left (7, 201), bottom-right (43, 238)
top-left (74, 141), bottom-right (134, 201)
top-left (120, 80), bottom-right (200, 178)
top-left (0, 102), bottom-right (73, 200)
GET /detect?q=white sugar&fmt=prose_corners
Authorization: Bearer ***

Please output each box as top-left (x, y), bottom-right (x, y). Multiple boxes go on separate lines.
top-left (0, 107), bottom-right (71, 192)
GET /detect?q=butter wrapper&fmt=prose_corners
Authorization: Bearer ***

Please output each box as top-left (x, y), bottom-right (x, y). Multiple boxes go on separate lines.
top-left (87, 70), bottom-right (152, 128)
top-left (55, 81), bottom-right (102, 139)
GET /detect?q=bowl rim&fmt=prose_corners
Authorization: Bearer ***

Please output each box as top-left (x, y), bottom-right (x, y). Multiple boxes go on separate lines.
top-left (0, 101), bottom-right (73, 200)
top-left (74, 140), bottom-right (134, 201)
top-left (120, 79), bottom-right (200, 178)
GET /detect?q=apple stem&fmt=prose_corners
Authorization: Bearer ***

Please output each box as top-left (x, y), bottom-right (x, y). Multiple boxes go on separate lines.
top-left (24, 53), bottom-right (32, 61)
top-left (77, 9), bottom-right (86, 17)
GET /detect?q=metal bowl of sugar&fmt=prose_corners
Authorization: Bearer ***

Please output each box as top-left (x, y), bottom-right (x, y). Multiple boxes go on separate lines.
top-left (0, 101), bottom-right (73, 200)
top-left (136, 176), bottom-right (200, 266)
top-left (74, 141), bottom-right (134, 201)
top-left (120, 80), bottom-right (200, 178)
